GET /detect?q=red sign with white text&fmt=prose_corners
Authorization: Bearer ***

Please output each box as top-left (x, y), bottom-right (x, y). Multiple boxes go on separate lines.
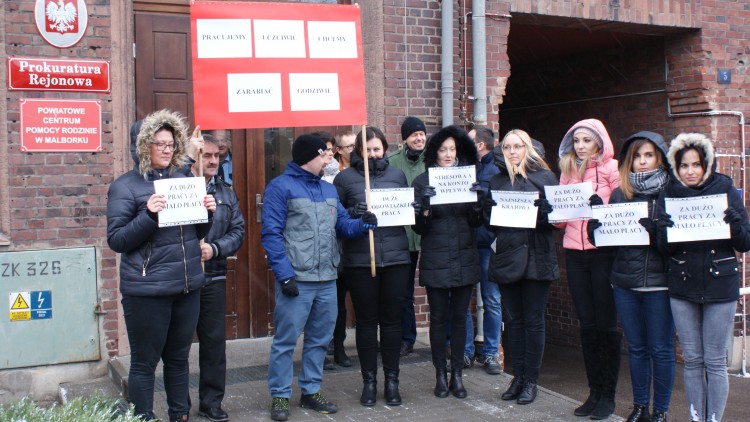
top-left (190, 2), bottom-right (366, 129)
top-left (20, 98), bottom-right (102, 152)
top-left (8, 57), bottom-right (111, 92)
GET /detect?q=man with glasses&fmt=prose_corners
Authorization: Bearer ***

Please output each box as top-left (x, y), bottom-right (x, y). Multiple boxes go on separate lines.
top-left (464, 126), bottom-right (503, 375)
top-left (334, 132), bottom-right (356, 171)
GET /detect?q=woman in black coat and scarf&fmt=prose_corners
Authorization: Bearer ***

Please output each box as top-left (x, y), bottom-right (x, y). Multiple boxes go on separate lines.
top-left (107, 109), bottom-right (215, 422)
top-left (412, 125), bottom-right (483, 399)
top-left (485, 129), bottom-right (559, 406)
top-left (655, 133), bottom-right (750, 422)
top-left (333, 127), bottom-right (412, 407)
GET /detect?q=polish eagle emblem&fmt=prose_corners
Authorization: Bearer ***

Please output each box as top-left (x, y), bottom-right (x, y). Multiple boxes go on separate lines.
top-left (45, 0), bottom-right (78, 33)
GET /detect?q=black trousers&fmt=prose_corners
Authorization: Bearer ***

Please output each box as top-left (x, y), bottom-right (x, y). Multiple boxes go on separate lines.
top-left (426, 284), bottom-right (474, 371)
top-left (564, 249), bottom-right (617, 331)
top-left (499, 279), bottom-right (551, 383)
top-left (346, 264), bottom-right (409, 373)
top-left (197, 278), bottom-right (227, 409)
top-left (332, 273), bottom-right (348, 347)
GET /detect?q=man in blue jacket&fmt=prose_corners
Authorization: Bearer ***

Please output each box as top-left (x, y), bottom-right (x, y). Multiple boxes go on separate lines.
top-left (262, 134), bottom-right (378, 422)
top-left (464, 126), bottom-right (503, 375)
top-left (190, 134), bottom-right (245, 422)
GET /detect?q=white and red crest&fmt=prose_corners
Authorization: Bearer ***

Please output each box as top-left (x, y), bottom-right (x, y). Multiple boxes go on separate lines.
top-left (34, 0), bottom-right (88, 48)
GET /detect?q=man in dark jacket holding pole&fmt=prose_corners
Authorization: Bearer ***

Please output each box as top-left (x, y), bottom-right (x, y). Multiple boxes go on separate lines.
top-left (189, 133), bottom-right (245, 422)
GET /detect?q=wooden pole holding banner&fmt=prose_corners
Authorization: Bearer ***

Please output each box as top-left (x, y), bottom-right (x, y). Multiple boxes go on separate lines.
top-left (192, 126), bottom-right (205, 270)
top-left (362, 125), bottom-right (376, 277)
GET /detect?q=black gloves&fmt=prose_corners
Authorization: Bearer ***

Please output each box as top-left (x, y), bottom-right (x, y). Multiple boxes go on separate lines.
top-left (482, 197), bottom-right (497, 216)
top-left (534, 198), bottom-right (553, 215)
top-left (724, 207), bottom-right (745, 234)
top-left (361, 211), bottom-right (378, 230)
top-left (589, 194), bottom-right (604, 207)
top-left (279, 277), bottom-right (299, 297)
top-left (586, 218), bottom-right (602, 246)
top-left (348, 201), bottom-right (368, 218)
top-left (469, 182), bottom-right (485, 200)
top-left (421, 185), bottom-right (437, 209)
top-left (639, 217), bottom-right (657, 237)
top-left (656, 213), bottom-right (675, 229)
top-left (411, 201), bottom-right (422, 215)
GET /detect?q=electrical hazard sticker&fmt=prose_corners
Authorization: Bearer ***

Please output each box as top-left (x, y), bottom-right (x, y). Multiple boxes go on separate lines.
top-left (9, 292), bottom-right (31, 321)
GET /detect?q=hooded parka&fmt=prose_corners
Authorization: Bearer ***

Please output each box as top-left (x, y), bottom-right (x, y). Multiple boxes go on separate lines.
top-left (609, 131), bottom-right (670, 290)
top-left (333, 151), bottom-right (411, 268)
top-left (488, 142), bottom-right (560, 284)
top-left (411, 125), bottom-right (482, 288)
top-left (107, 109), bottom-right (212, 296)
top-left (657, 133), bottom-right (750, 303)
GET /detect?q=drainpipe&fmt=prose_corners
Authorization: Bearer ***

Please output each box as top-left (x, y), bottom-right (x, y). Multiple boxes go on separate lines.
top-left (472, 1), bottom-right (487, 126)
top-left (440, 0), bottom-right (453, 127)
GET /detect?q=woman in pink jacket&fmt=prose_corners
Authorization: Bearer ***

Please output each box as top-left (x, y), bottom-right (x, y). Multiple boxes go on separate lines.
top-left (557, 119), bottom-right (621, 420)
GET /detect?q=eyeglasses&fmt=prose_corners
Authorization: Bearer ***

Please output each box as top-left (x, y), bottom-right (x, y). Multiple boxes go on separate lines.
top-left (150, 142), bottom-right (175, 152)
top-left (338, 144), bottom-right (355, 150)
top-left (502, 144), bottom-right (526, 152)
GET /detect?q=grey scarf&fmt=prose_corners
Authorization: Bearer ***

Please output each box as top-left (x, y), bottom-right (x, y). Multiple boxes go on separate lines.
top-left (630, 167), bottom-right (668, 196)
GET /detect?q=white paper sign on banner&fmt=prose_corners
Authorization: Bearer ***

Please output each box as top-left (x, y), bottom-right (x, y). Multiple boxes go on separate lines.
top-left (428, 165), bottom-right (477, 205)
top-left (489, 190), bottom-right (539, 228)
top-left (591, 202), bottom-right (649, 246)
top-left (665, 194), bottom-right (730, 242)
top-left (153, 178), bottom-right (208, 228)
top-left (369, 188), bottom-right (415, 227)
top-left (545, 182), bottom-right (594, 223)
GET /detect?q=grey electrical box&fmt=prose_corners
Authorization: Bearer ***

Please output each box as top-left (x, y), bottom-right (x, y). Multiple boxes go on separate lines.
top-left (1, 247), bottom-right (100, 369)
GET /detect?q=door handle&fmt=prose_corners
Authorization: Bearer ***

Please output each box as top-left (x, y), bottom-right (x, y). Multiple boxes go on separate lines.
top-left (256, 194), bottom-right (263, 223)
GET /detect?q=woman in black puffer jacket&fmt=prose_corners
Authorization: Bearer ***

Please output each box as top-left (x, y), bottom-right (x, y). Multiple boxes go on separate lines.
top-left (486, 129), bottom-right (559, 406)
top-left (333, 127), bottom-right (411, 407)
top-left (412, 125), bottom-right (482, 399)
top-left (107, 109), bottom-right (215, 422)
top-left (587, 131), bottom-right (674, 422)
top-left (655, 133), bottom-right (750, 422)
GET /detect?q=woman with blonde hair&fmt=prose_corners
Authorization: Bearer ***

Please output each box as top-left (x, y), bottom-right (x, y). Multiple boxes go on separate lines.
top-left (485, 129), bottom-right (559, 406)
top-left (557, 119), bottom-right (621, 420)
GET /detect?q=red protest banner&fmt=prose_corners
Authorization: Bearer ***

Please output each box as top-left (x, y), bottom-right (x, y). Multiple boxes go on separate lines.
top-left (190, 1), bottom-right (366, 130)
top-left (20, 98), bottom-right (102, 152)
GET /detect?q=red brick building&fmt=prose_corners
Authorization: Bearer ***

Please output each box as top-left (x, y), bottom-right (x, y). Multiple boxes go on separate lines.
top-left (1, 0), bottom-right (747, 400)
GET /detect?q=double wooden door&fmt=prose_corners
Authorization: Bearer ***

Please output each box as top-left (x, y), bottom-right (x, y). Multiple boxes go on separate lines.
top-left (134, 8), bottom-right (351, 338)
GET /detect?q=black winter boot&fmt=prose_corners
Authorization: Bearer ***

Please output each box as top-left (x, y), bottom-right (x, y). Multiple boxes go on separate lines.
top-left (434, 368), bottom-right (449, 398)
top-left (574, 327), bottom-right (603, 417)
top-left (626, 403), bottom-right (651, 422)
top-left (501, 376), bottom-right (524, 401)
top-left (360, 370), bottom-right (377, 406)
top-left (449, 369), bottom-right (467, 398)
top-left (650, 409), bottom-right (667, 422)
top-left (590, 331), bottom-right (621, 420)
top-left (384, 370), bottom-right (402, 406)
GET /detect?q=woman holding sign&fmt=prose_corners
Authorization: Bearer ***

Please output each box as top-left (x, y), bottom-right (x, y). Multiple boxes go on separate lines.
top-left (107, 110), bottom-right (216, 422)
top-left (332, 127), bottom-right (412, 407)
top-left (557, 118), bottom-right (622, 420)
top-left (485, 129), bottom-right (559, 405)
top-left (655, 133), bottom-right (750, 422)
top-left (588, 132), bottom-right (674, 422)
top-left (412, 125), bottom-right (483, 399)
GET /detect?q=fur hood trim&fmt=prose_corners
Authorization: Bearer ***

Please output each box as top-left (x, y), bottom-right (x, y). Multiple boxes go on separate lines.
top-left (136, 109), bottom-right (189, 178)
top-left (423, 125), bottom-right (478, 168)
top-left (666, 133), bottom-right (715, 187)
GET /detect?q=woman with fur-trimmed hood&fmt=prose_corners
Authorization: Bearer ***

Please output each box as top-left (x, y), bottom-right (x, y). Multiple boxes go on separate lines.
top-left (411, 125), bottom-right (483, 400)
top-left (107, 109), bottom-right (216, 422)
top-left (655, 133), bottom-right (750, 422)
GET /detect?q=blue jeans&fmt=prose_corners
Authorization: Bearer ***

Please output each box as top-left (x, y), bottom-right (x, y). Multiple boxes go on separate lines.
top-left (122, 290), bottom-right (200, 421)
top-left (400, 251), bottom-right (419, 345)
top-left (670, 298), bottom-right (735, 422)
top-left (465, 247), bottom-right (501, 357)
top-left (268, 281), bottom-right (337, 398)
top-left (613, 288), bottom-right (675, 412)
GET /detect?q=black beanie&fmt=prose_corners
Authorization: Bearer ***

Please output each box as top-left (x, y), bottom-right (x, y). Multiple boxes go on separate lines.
top-left (292, 134), bottom-right (327, 165)
top-left (401, 116), bottom-right (426, 140)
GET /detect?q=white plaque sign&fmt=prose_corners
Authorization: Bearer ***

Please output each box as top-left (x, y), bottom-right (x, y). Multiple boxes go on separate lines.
top-left (153, 178), bottom-right (208, 228)
top-left (489, 190), bottom-right (539, 228)
top-left (428, 165), bottom-right (477, 205)
top-left (591, 202), bottom-right (649, 246)
top-left (545, 182), bottom-right (594, 223)
top-left (665, 194), bottom-right (730, 242)
top-left (369, 188), bottom-right (415, 227)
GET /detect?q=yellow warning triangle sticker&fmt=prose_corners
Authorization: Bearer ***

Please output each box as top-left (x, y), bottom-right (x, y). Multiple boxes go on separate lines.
top-left (12, 294), bottom-right (29, 310)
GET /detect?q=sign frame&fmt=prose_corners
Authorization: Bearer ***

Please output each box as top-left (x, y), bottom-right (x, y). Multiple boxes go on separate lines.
top-left (19, 98), bottom-right (102, 153)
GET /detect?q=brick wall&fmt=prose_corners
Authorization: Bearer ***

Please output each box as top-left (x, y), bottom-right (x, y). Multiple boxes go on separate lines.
top-left (2, 1), bottom-right (120, 357)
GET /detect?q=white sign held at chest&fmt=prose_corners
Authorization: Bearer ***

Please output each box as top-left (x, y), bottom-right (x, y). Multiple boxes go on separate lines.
top-left (428, 165), bottom-right (477, 205)
top-left (369, 188), bottom-right (415, 227)
top-left (545, 182), bottom-right (594, 223)
top-left (489, 190), bottom-right (539, 228)
top-left (591, 202), bottom-right (650, 246)
top-left (153, 178), bottom-right (208, 228)
top-left (665, 194), bottom-right (730, 242)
